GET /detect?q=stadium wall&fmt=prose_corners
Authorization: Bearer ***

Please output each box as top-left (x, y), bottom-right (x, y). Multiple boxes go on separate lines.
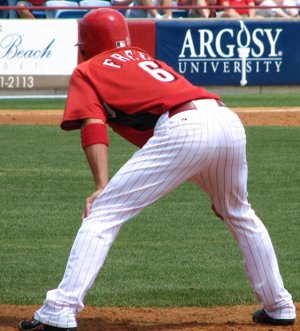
top-left (0, 18), bottom-right (300, 96)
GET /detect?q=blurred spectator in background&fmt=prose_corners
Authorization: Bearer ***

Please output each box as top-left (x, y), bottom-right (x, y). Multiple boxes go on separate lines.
top-left (140, 0), bottom-right (173, 18)
top-left (179, 0), bottom-right (217, 17)
top-left (283, 0), bottom-right (299, 16)
top-left (219, 0), bottom-right (260, 17)
top-left (255, 0), bottom-right (298, 17)
top-left (15, 0), bottom-right (45, 17)
top-left (111, 0), bottom-right (134, 15)
top-left (112, 0), bottom-right (147, 17)
top-left (114, 0), bottom-right (173, 17)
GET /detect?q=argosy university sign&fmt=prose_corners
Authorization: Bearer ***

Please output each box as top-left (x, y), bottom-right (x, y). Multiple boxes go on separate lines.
top-left (178, 21), bottom-right (282, 86)
top-left (156, 20), bottom-right (300, 86)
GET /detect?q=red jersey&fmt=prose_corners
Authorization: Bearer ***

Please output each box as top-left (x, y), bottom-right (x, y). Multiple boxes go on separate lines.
top-left (62, 47), bottom-right (219, 147)
top-left (30, 0), bottom-right (45, 5)
top-left (220, 0), bottom-right (254, 15)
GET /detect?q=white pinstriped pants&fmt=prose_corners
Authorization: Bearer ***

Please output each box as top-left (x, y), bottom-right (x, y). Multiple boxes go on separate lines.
top-left (35, 99), bottom-right (295, 328)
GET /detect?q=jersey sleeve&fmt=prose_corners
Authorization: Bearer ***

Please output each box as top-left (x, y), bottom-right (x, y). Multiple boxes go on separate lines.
top-left (61, 66), bottom-right (107, 131)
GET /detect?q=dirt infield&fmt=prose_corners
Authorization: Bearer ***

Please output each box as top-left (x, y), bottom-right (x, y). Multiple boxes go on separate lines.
top-left (1, 304), bottom-right (299, 331)
top-left (0, 108), bottom-right (299, 330)
top-left (0, 107), bottom-right (300, 126)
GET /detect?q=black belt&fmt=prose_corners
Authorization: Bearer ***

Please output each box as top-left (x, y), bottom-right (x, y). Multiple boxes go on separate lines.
top-left (168, 99), bottom-right (225, 118)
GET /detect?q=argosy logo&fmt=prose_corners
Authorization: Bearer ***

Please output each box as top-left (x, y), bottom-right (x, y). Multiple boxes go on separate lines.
top-left (178, 21), bottom-right (283, 86)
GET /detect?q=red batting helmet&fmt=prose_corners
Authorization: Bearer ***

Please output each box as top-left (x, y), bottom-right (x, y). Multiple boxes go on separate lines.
top-left (77, 8), bottom-right (131, 61)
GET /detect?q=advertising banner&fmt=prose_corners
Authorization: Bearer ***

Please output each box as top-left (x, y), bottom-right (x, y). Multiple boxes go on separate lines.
top-left (0, 19), bottom-right (299, 94)
top-left (156, 20), bottom-right (300, 86)
top-left (0, 19), bottom-right (78, 91)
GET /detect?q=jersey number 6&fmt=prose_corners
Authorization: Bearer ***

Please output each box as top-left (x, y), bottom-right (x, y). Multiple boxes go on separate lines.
top-left (138, 61), bottom-right (176, 82)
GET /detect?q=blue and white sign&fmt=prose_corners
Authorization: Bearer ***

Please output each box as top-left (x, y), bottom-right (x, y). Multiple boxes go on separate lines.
top-left (156, 20), bottom-right (300, 86)
top-left (0, 20), bottom-right (78, 75)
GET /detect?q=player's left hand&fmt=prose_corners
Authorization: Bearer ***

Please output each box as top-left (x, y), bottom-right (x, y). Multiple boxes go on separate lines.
top-left (82, 189), bottom-right (103, 219)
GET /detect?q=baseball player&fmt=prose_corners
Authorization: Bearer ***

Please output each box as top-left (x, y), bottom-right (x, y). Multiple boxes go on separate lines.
top-left (19, 8), bottom-right (296, 331)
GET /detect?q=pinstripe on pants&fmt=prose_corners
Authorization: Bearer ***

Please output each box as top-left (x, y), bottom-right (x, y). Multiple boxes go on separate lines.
top-left (35, 99), bottom-right (295, 328)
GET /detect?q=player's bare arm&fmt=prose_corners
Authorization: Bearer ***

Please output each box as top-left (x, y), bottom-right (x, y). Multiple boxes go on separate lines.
top-left (81, 118), bottom-right (109, 219)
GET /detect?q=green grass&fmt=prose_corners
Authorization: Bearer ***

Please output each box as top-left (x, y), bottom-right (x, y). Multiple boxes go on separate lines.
top-left (222, 93), bottom-right (300, 108)
top-left (0, 98), bottom-right (66, 110)
top-left (0, 124), bottom-right (299, 307)
top-left (0, 93), bottom-right (299, 109)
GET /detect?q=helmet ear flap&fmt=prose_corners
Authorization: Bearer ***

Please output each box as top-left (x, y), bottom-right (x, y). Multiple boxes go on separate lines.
top-left (78, 8), bottom-right (131, 61)
top-left (79, 48), bottom-right (87, 60)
